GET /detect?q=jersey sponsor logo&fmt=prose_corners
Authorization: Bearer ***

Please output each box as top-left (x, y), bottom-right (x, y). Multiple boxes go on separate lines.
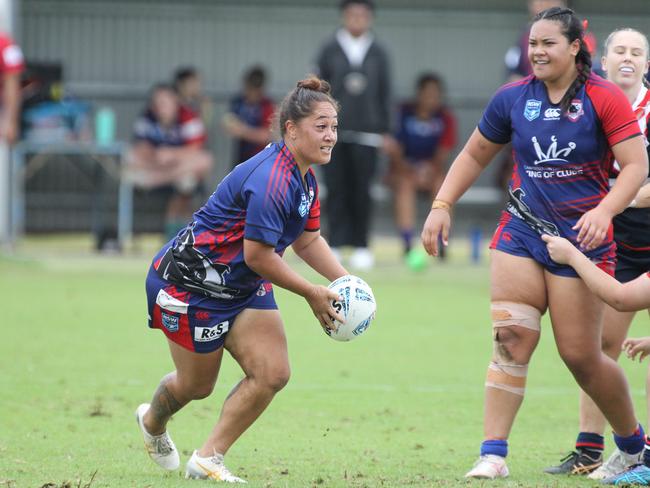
top-left (524, 99), bottom-right (542, 121)
top-left (532, 136), bottom-right (576, 164)
top-left (161, 312), bottom-right (179, 332)
top-left (194, 321), bottom-right (229, 342)
top-left (543, 107), bottom-right (561, 121)
top-left (567, 99), bottom-right (584, 122)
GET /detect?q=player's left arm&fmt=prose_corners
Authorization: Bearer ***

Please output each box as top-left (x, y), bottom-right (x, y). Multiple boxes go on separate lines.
top-left (575, 136), bottom-right (648, 250)
top-left (602, 136), bottom-right (648, 214)
top-left (291, 230), bottom-right (348, 282)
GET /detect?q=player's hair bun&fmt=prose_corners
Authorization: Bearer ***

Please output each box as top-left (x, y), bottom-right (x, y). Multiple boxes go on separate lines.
top-left (296, 76), bottom-right (331, 94)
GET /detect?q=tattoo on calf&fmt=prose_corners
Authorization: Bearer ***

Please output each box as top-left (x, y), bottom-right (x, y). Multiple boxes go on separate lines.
top-left (150, 374), bottom-right (184, 423)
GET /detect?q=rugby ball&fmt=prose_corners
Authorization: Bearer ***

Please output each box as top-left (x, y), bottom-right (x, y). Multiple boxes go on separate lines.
top-left (325, 275), bottom-right (376, 342)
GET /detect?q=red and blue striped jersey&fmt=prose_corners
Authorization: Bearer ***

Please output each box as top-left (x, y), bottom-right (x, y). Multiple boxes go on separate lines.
top-left (153, 142), bottom-right (320, 300)
top-left (479, 73), bottom-right (641, 244)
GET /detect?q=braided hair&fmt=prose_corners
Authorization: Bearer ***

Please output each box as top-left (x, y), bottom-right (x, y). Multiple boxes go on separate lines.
top-left (532, 7), bottom-right (591, 114)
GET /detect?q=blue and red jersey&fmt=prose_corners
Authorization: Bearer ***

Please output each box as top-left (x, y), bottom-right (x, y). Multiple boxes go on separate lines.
top-left (152, 141), bottom-right (320, 300)
top-left (395, 103), bottom-right (456, 162)
top-left (133, 105), bottom-right (206, 147)
top-left (228, 94), bottom-right (275, 162)
top-left (479, 73), bottom-right (641, 249)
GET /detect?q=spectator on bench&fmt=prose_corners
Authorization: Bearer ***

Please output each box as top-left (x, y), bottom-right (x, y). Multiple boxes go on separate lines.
top-left (128, 83), bottom-right (213, 240)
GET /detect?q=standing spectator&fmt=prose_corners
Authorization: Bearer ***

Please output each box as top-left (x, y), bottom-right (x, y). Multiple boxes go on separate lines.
top-left (173, 66), bottom-right (213, 129)
top-left (222, 65), bottom-right (275, 168)
top-left (315, 0), bottom-right (391, 270)
top-left (127, 83), bottom-right (213, 240)
top-left (385, 72), bottom-right (456, 259)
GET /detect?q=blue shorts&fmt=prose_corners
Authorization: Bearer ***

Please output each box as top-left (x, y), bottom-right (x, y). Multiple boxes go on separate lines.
top-left (489, 213), bottom-right (615, 278)
top-left (145, 266), bottom-right (277, 353)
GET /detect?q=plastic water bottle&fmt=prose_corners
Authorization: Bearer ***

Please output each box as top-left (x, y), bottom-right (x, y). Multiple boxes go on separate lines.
top-left (95, 107), bottom-right (115, 146)
top-left (470, 227), bottom-right (482, 264)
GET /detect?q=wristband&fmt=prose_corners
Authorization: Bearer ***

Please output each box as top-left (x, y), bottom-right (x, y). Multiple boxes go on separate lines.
top-left (431, 199), bottom-right (452, 212)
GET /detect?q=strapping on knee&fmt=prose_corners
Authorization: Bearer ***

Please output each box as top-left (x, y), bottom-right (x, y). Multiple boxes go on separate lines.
top-left (486, 361), bottom-right (528, 396)
top-left (491, 301), bottom-right (541, 331)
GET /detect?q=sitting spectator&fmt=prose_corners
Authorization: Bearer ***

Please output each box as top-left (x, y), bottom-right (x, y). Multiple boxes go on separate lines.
top-left (385, 72), bottom-right (456, 258)
top-left (173, 66), bottom-right (213, 129)
top-left (222, 65), bottom-right (274, 168)
top-left (128, 83), bottom-right (213, 239)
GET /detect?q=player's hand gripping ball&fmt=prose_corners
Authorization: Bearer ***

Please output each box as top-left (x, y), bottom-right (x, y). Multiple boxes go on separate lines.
top-left (325, 275), bottom-right (376, 342)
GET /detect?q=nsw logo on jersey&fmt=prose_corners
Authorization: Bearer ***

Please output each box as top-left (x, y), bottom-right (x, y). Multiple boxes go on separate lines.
top-left (532, 135), bottom-right (576, 164)
top-left (161, 312), bottom-right (179, 332)
top-left (524, 99), bottom-right (542, 121)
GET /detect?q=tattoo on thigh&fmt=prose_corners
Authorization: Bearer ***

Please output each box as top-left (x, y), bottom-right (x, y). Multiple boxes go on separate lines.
top-left (150, 375), bottom-right (184, 422)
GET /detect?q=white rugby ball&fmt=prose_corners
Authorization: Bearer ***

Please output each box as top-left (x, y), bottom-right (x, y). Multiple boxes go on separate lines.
top-left (325, 275), bottom-right (376, 342)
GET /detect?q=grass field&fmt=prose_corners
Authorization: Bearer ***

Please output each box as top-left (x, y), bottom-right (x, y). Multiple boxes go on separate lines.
top-left (1, 235), bottom-right (649, 487)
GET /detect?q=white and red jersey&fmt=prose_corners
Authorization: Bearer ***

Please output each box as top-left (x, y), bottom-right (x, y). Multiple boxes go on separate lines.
top-left (610, 85), bottom-right (650, 176)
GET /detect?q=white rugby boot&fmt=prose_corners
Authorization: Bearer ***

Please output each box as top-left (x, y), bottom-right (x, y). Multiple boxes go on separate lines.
top-left (135, 403), bottom-right (180, 470)
top-left (465, 454), bottom-right (509, 479)
top-left (185, 450), bottom-right (247, 483)
top-left (588, 448), bottom-right (642, 480)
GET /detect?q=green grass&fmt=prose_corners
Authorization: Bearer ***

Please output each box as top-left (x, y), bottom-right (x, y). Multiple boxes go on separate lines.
top-left (1, 236), bottom-right (649, 487)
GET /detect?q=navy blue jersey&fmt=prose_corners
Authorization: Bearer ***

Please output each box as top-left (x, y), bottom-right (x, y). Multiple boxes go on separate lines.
top-left (395, 103), bottom-right (456, 162)
top-left (153, 142), bottom-right (320, 300)
top-left (479, 73), bottom-right (640, 246)
top-left (228, 94), bottom-right (275, 162)
top-left (132, 106), bottom-right (205, 147)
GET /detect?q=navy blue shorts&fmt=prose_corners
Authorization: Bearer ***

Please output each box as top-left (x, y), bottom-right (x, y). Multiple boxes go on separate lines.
top-left (145, 266), bottom-right (277, 353)
top-left (489, 213), bottom-right (615, 278)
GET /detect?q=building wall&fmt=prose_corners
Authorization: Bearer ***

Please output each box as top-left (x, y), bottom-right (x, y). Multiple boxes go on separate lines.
top-left (16, 0), bottom-right (650, 234)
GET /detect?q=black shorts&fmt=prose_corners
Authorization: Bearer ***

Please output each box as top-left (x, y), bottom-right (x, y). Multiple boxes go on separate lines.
top-left (615, 251), bottom-right (650, 283)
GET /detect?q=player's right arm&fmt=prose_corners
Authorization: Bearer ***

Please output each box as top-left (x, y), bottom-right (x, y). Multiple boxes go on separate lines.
top-left (421, 128), bottom-right (503, 256)
top-left (243, 239), bottom-right (343, 329)
top-left (542, 234), bottom-right (650, 312)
